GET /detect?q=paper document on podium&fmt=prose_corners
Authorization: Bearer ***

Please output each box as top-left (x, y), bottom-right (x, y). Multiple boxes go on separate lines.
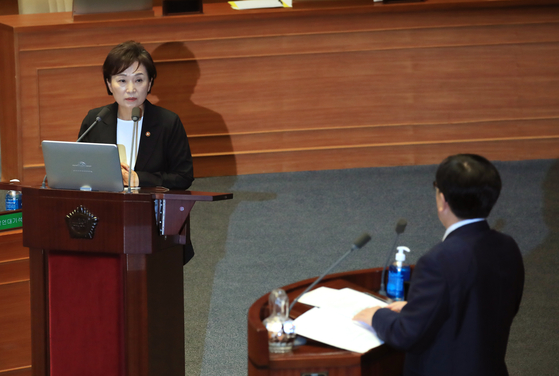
top-left (293, 287), bottom-right (388, 353)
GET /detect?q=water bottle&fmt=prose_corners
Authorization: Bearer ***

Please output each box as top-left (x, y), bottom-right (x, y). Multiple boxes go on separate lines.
top-left (5, 179), bottom-right (22, 211)
top-left (387, 246), bottom-right (411, 301)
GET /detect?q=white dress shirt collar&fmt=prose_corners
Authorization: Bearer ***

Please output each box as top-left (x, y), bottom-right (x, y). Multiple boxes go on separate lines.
top-left (443, 218), bottom-right (485, 241)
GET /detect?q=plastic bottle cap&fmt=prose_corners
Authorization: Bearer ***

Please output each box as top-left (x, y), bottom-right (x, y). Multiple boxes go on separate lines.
top-left (395, 246), bottom-right (410, 262)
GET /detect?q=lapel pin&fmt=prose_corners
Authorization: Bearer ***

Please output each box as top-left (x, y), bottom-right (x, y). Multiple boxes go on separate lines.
top-left (146, 131), bottom-right (151, 137)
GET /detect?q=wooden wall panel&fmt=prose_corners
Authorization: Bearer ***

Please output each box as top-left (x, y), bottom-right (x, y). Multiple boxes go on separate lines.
top-left (194, 137), bottom-right (559, 176)
top-left (0, 259), bottom-right (29, 284)
top-left (0, 369), bottom-right (31, 376)
top-left (1, 1), bottom-right (559, 184)
top-left (37, 66), bottom-right (107, 143)
top-left (189, 119), bottom-right (559, 155)
top-left (0, 0), bottom-right (18, 16)
top-left (0, 231), bottom-right (31, 376)
top-left (0, 26), bottom-right (20, 182)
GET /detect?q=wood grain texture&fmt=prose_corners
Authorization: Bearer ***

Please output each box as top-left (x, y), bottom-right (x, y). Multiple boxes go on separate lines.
top-left (0, 259), bottom-right (29, 285)
top-left (0, 25), bottom-right (20, 182)
top-left (0, 230), bottom-right (30, 375)
top-left (0, 368), bottom-right (31, 376)
top-left (1, 1), bottom-right (559, 183)
top-left (0, 282), bottom-right (31, 373)
top-left (0, 0), bottom-right (17, 16)
top-left (0, 231), bottom-right (26, 263)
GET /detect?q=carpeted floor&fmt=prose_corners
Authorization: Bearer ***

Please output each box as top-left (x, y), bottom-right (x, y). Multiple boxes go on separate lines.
top-left (183, 158), bottom-right (559, 376)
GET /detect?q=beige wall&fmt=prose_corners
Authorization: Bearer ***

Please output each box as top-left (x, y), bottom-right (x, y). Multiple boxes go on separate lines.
top-left (17, 0), bottom-right (71, 14)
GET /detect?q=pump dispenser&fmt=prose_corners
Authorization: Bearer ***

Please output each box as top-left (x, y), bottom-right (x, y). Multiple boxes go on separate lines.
top-left (386, 246), bottom-right (411, 301)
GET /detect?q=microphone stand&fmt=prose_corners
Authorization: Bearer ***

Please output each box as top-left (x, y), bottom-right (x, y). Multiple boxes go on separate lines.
top-left (288, 233), bottom-right (372, 315)
top-left (128, 107), bottom-right (141, 193)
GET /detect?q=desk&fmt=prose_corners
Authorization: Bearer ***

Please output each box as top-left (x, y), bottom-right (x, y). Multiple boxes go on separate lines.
top-left (1, 0), bottom-right (559, 184)
top-left (248, 267), bottom-right (405, 376)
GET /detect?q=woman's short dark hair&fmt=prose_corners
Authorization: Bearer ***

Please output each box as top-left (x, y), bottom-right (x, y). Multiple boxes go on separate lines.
top-left (435, 154), bottom-right (502, 219)
top-left (102, 40), bottom-right (157, 95)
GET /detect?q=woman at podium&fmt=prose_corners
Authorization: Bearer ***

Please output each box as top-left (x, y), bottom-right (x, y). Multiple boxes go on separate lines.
top-left (78, 40), bottom-right (194, 190)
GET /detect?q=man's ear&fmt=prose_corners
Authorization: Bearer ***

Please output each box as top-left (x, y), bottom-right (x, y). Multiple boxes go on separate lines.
top-left (437, 191), bottom-right (449, 213)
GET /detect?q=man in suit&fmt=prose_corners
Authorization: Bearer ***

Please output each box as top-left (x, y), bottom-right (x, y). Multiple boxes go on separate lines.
top-left (354, 154), bottom-right (524, 376)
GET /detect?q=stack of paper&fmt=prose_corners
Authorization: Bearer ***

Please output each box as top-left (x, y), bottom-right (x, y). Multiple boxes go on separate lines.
top-left (293, 287), bottom-right (388, 353)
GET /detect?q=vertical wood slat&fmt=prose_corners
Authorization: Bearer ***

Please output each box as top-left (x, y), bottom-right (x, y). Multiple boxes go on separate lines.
top-left (0, 231), bottom-right (31, 376)
top-left (0, 25), bottom-right (20, 181)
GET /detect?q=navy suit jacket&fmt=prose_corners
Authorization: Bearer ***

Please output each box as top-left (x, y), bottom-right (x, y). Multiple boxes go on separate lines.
top-left (78, 101), bottom-right (194, 190)
top-left (373, 221), bottom-right (524, 376)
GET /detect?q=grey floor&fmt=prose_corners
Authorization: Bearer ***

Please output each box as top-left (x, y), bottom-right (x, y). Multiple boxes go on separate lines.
top-left (184, 159), bottom-right (559, 376)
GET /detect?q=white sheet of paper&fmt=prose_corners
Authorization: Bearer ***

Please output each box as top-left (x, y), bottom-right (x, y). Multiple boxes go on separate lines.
top-left (299, 286), bottom-right (388, 313)
top-left (297, 286), bottom-right (340, 307)
top-left (293, 287), bottom-right (388, 353)
top-left (229, 0), bottom-right (291, 10)
top-left (294, 306), bottom-right (384, 353)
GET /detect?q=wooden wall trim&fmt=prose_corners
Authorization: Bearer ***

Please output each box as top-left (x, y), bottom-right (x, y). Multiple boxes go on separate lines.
top-left (0, 367), bottom-right (32, 376)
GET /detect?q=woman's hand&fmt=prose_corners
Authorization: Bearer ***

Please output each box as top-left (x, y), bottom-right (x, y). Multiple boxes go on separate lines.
top-left (121, 163), bottom-right (139, 187)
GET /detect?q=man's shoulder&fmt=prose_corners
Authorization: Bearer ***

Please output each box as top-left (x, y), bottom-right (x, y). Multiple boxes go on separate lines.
top-left (420, 224), bottom-right (520, 272)
top-left (418, 224), bottom-right (486, 267)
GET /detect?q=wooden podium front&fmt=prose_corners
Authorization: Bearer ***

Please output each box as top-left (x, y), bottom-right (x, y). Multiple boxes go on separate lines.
top-left (248, 268), bottom-right (405, 376)
top-left (22, 186), bottom-right (231, 376)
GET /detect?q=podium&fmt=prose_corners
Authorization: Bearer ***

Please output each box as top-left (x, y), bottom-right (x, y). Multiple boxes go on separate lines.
top-left (248, 267), bottom-right (405, 376)
top-left (22, 186), bottom-right (231, 376)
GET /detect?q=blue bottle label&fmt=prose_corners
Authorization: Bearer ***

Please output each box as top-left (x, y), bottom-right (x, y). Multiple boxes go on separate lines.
top-left (5, 198), bottom-right (20, 211)
top-left (387, 270), bottom-right (405, 300)
top-left (5, 191), bottom-right (22, 211)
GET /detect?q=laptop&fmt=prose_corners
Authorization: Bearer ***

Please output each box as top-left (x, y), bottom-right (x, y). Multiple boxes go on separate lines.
top-left (73, 0), bottom-right (153, 15)
top-left (42, 140), bottom-right (124, 192)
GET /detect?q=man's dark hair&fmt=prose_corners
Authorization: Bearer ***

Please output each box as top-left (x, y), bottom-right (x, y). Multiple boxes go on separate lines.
top-left (435, 154), bottom-right (501, 219)
top-left (102, 40), bottom-right (157, 95)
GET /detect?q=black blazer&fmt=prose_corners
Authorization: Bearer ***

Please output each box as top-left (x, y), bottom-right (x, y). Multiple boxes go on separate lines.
top-left (78, 101), bottom-right (194, 189)
top-left (373, 221), bottom-right (524, 376)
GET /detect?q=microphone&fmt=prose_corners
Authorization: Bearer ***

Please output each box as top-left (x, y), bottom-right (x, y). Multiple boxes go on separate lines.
top-left (42, 107), bottom-right (109, 189)
top-left (378, 219), bottom-right (407, 297)
top-left (131, 107), bottom-right (141, 122)
top-left (127, 107), bottom-right (142, 193)
top-left (288, 233), bottom-right (372, 314)
top-left (76, 107), bottom-right (110, 143)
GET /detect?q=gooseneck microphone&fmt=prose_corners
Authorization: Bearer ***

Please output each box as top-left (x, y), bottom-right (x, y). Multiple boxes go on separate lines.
top-left (378, 219), bottom-right (407, 297)
top-left (288, 233), bottom-right (372, 314)
top-left (41, 107), bottom-right (109, 189)
top-left (76, 107), bottom-right (110, 143)
top-left (127, 107), bottom-right (141, 193)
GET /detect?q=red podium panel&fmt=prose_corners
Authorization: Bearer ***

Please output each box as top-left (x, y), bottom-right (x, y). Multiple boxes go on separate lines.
top-left (22, 187), bottom-right (231, 376)
top-left (248, 267), bottom-right (405, 376)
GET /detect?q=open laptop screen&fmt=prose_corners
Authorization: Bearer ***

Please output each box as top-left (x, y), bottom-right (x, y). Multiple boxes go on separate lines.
top-left (42, 140), bottom-right (124, 192)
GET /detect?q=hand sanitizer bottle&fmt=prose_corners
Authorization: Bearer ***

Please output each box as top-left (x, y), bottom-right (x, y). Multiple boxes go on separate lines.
top-left (387, 246), bottom-right (411, 301)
